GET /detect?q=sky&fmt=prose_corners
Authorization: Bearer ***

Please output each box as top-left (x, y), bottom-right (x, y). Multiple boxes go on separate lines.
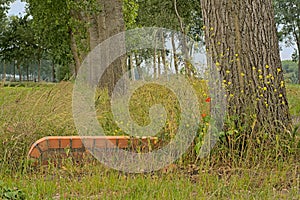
top-left (7, 0), bottom-right (296, 61)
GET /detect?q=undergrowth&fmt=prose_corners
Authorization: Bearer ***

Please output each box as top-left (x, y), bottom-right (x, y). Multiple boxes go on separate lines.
top-left (0, 81), bottom-right (299, 199)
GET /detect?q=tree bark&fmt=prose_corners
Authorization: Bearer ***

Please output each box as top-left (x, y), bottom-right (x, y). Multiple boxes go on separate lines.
top-left (3, 61), bottom-right (6, 82)
top-left (52, 61), bottom-right (56, 82)
top-left (38, 59), bottom-right (41, 82)
top-left (69, 28), bottom-right (81, 78)
top-left (171, 33), bottom-right (179, 74)
top-left (17, 63), bottom-right (22, 82)
top-left (88, 0), bottom-right (126, 96)
top-left (200, 0), bottom-right (291, 136)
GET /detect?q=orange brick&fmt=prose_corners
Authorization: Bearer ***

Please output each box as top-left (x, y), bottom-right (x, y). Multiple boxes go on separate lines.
top-left (71, 138), bottom-right (83, 149)
top-left (29, 147), bottom-right (41, 159)
top-left (60, 139), bottom-right (70, 149)
top-left (94, 139), bottom-right (107, 148)
top-left (117, 138), bottom-right (129, 148)
top-left (48, 139), bottom-right (60, 149)
top-left (38, 140), bottom-right (48, 152)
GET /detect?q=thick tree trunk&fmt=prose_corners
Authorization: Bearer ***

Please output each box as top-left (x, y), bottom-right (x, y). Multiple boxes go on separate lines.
top-left (200, 0), bottom-right (291, 135)
top-left (88, 0), bottom-right (126, 96)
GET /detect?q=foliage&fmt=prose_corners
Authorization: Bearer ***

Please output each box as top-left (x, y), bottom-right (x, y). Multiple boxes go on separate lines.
top-left (0, 181), bottom-right (25, 200)
top-left (282, 60), bottom-right (298, 83)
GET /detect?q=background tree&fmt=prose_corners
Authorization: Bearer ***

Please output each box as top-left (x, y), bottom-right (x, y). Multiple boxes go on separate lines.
top-left (274, 0), bottom-right (300, 83)
top-left (200, 0), bottom-right (292, 151)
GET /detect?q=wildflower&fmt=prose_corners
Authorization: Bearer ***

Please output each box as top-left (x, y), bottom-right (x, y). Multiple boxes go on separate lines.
top-left (279, 94), bottom-right (283, 98)
top-left (216, 62), bottom-right (220, 67)
top-left (205, 97), bottom-right (211, 102)
top-left (263, 87), bottom-right (267, 91)
top-left (226, 70), bottom-right (230, 74)
top-left (265, 65), bottom-right (270, 69)
top-left (252, 67), bottom-right (256, 70)
top-left (201, 113), bottom-right (207, 118)
top-left (241, 73), bottom-right (245, 77)
top-left (277, 68), bottom-right (281, 73)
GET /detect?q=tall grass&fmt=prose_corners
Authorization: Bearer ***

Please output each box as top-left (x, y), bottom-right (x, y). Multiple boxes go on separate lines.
top-left (0, 81), bottom-right (299, 199)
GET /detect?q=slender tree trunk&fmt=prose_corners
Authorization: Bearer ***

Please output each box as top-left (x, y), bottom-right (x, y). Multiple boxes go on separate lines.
top-left (38, 59), bottom-right (41, 82)
top-left (200, 0), bottom-right (291, 135)
top-left (153, 46), bottom-right (157, 79)
top-left (3, 61), bottom-right (6, 82)
top-left (134, 52), bottom-right (143, 80)
top-left (158, 51), bottom-right (161, 76)
top-left (18, 63), bottom-right (22, 82)
top-left (52, 62), bottom-right (56, 82)
top-left (26, 65), bottom-right (29, 81)
top-left (161, 32), bottom-right (167, 74)
top-left (13, 62), bottom-right (15, 81)
top-left (296, 38), bottom-right (300, 84)
top-left (69, 28), bottom-right (81, 77)
top-left (171, 33), bottom-right (179, 74)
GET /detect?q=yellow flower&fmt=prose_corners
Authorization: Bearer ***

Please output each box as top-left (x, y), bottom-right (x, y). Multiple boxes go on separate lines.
top-left (241, 73), bottom-right (245, 77)
top-left (274, 89), bottom-right (277, 92)
top-left (279, 94), bottom-right (283, 98)
top-left (217, 42), bottom-right (221, 45)
top-left (277, 68), bottom-right (281, 73)
top-left (235, 54), bottom-right (239, 57)
top-left (202, 26), bottom-right (206, 30)
top-left (226, 70), bottom-right (230, 74)
top-left (265, 65), bottom-right (270, 69)
top-left (259, 75), bottom-right (263, 79)
top-left (230, 94), bottom-right (234, 97)
top-left (210, 27), bottom-right (214, 31)
top-left (252, 67), bottom-right (256, 70)
top-left (216, 62), bottom-right (220, 67)
top-left (258, 69), bottom-right (262, 73)
top-left (228, 81), bottom-right (232, 85)
top-left (263, 87), bottom-right (267, 91)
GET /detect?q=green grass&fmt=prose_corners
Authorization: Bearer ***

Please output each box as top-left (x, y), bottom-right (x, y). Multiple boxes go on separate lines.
top-left (0, 82), bottom-right (299, 199)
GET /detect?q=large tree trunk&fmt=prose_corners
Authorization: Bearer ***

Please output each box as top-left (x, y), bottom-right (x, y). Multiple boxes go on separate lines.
top-left (88, 0), bottom-right (126, 96)
top-left (200, 0), bottom-right (292, 137)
